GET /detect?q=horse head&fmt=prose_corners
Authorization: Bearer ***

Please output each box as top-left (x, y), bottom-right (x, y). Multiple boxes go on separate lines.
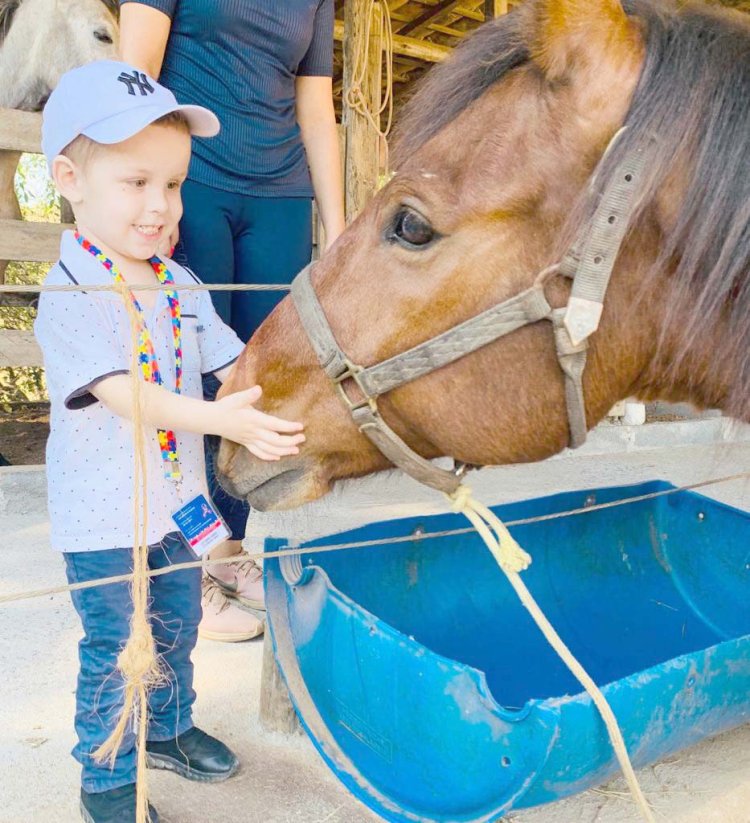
top-left (41, 0), bottom-right (119, 105)
top-left (217, 0), bottom-right (750, 510)
top-left (0, 0), bottom-right (118, 110)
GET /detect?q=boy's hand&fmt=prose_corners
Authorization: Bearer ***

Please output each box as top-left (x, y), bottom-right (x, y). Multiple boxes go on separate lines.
top-left (214, 386), bottom-right (305, 462)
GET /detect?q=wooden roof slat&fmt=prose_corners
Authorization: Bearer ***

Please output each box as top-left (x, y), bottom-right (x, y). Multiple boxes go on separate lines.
top-left (398, 0), bottom-right (464, 36)
top-left (333, 19), bottom-right (451, 63)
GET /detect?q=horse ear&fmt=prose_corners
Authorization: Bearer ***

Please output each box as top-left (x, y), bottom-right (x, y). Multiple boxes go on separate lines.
top-left (531, 0), bottom-right (642, 80)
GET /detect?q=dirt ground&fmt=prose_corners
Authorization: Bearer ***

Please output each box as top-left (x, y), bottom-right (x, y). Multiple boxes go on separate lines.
top-left (0, 409), bottom-right (48, 465)
top-left (2, 432), bottom-right (749, 823)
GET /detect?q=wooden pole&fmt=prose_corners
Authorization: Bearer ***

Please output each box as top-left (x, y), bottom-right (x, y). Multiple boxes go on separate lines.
top-left (0, 151), bottom-right (21, 285)
top-left (259, 631), bottom-right (301, 735)
top-left (484, 0), bottom-right (509, 18)
top-left (342, 0), bottom-right (383, 221)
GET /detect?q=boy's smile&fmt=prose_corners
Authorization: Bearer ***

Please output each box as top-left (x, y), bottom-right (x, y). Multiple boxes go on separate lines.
top-left (59, 123), bottom-right (191, 270)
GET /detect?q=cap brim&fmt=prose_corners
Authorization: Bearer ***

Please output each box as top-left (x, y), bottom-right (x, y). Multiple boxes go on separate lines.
top-left (175, 104), bottom-right (221, 137)
top-left (83, 102), bottom-right (220, 145)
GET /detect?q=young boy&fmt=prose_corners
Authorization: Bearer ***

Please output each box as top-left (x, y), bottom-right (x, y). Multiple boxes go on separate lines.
top-left (35, 61), bottom-right (305, 823)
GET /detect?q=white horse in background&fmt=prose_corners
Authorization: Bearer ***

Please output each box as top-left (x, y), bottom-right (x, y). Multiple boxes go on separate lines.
top-left (0, 0), bottom-right (118, 110)
top-left (0, 0), bottom-right (118, 281)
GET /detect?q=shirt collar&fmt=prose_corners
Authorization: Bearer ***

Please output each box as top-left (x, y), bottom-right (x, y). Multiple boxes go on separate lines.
top-left (58, 230), bottom-right (174, 311)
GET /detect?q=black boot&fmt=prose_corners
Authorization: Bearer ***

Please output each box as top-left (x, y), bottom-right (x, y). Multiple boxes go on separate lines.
top-left (145, 726), bottom-right (239, 782)
top-left (80, 784), bottom-right (159, 823)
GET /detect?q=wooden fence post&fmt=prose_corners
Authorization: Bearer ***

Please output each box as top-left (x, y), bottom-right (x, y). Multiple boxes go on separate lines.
top-left (0, 151), bottom-right (21, 285)
top-left (259, 631), bottom-right (301, 735)
top-left (0, 108), bottom-right (72, 365)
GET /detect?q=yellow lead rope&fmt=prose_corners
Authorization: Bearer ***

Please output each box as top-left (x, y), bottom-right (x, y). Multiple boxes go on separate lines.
top-left (448, 485), bottom-right (656, 823)
top-left (94, 282), bottom-right (163, 823)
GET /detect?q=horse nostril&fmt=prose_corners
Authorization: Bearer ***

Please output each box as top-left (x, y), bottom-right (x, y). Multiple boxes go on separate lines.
top-left (94, 28), bottom-right (113, 44)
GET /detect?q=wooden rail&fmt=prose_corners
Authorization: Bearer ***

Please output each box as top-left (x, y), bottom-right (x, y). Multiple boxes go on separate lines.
top-left (0, 217), bottom-right (74, 262)
top-left (0, 109), bottom-right (42, 153)
top-left (0, 107), bottom-right (60, 367)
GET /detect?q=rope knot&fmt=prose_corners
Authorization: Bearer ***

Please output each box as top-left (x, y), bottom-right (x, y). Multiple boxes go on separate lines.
top-left (446, 485), bottom-right (531, 574)
top-left (448, 484), bottom-right (473, 512)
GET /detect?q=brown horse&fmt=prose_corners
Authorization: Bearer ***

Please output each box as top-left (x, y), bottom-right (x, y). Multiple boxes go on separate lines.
top-left (216, 0), bottom-right (750, 511)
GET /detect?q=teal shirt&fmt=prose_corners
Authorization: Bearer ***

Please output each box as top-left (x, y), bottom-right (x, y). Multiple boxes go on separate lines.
top-left (120, 0), bottom-right (334, 196)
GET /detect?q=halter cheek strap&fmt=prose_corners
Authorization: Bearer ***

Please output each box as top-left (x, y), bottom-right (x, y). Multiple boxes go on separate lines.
top-left (291, 137), bottom-right (656, 494)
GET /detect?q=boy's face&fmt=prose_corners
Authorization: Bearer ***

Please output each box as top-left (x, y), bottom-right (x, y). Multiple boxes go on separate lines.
top-left (57, 124), bottom-right (191, 263)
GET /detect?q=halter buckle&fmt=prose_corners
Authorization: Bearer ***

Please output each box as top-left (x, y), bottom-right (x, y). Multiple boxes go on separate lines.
top-left (333, 358), bottom-right (379, 414)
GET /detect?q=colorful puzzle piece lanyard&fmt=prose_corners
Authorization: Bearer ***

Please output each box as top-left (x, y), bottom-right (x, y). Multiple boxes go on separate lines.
top-left (75, 232), bottom-right (183, 482)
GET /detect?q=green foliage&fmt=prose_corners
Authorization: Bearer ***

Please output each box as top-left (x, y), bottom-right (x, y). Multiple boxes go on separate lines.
top-left (0, 367), bottom-right (47, 413)
top-left (0, 153), bottom-right (58, 408)
top-left (15, 153), bottom-right (60, 222)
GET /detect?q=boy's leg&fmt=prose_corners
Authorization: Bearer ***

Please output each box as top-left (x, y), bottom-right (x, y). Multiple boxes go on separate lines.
top-left (64, 549), bottom-right (137, 794)
top-left (146, 533), bottom-right (202, 741)
top-left (145, 533), bottom-right (239, 782)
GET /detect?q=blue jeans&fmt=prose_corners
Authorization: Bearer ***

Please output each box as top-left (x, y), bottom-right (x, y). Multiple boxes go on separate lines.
top-left (64, 533), bottom-right (202, 793)
top-left (175, 180), bottom-right (313, 538)
top-left (176, 180), bottom-right (313, 343)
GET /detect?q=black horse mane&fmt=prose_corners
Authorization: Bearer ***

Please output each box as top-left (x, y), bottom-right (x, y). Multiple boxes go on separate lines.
top-left (393, 0), bottom-right (750, 419)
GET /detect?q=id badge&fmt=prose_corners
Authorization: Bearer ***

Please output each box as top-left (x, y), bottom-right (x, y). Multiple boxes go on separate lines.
top-left (172, 494), bottom-right (230, 557)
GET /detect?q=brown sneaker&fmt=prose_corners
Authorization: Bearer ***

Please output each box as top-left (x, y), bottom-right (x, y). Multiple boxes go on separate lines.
top-left (199, 578), bottom-right (264, 642)
top-left (207, 550), bottom-right (265, 611)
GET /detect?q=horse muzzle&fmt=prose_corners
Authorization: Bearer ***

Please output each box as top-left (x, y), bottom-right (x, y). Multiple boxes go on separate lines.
top-left (214, 439), bottom-right (329, 511)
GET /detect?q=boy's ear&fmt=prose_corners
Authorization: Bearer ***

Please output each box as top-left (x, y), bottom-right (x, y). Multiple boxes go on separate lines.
top-left (51, 155), bottom-right (83, 205)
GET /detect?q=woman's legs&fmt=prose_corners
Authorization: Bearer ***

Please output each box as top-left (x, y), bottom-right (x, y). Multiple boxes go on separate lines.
top-left (176, 180), bottom-right (265, 639)
top-left (202, 195), bottom-right (313, 546)
top-left (174, 179), bottom-right (236, 323)
top-left (232, 196), bottom-right (313, 343)
top-left (204, 197), bottom-right (313, 622)
top-left (177, 185), bottom-right (313, 639)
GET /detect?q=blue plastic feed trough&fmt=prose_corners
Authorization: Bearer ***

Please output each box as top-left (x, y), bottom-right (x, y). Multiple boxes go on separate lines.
top-left (265, 481), bottom-right (750, 822)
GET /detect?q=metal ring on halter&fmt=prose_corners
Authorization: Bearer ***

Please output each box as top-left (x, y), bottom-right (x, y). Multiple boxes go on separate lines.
top-left (332, 357), bottom-right (379, 414)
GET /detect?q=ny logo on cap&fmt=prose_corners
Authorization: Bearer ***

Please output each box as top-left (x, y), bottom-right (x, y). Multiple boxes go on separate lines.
top-left (117, 70), bottom-right (155, 97)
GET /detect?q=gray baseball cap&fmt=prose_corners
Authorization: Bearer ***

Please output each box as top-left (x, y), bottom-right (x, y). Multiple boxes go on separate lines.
top-left (42, 60), bottom-right (220, 168)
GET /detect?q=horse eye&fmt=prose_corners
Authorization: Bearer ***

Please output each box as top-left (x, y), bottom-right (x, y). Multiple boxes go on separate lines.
top-left (392, 209), bottom-right (435, 248)
top-left (94, 29), bottom-right (113, 44)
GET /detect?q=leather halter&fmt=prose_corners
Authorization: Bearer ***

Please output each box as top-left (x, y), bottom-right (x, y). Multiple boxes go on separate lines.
top-left (291, 134), bottom-right (654, 494)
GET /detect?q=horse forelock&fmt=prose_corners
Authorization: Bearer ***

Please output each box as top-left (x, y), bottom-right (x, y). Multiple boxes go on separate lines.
top-left (0, 0), bottom-right (21, 46)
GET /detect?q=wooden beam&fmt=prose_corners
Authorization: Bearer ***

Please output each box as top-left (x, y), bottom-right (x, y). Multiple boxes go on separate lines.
top-left (0, 330), bottom-right (43, 367)
top-left (484, 0), bottom-right (509, 18)
top-left (334, 19), bottom-right (450, 64)
top-left (0, 109), bottom-right (42, 153)
top-left (0, 219), bottom-right (71, 263)
top-left (399, 0), bottom-right (463, 37)
top-left (0, 292), bottom-right (38, 309)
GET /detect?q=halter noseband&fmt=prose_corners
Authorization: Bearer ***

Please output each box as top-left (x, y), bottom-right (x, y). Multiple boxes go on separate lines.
top-left (291, 135), bottom-right (653, 494)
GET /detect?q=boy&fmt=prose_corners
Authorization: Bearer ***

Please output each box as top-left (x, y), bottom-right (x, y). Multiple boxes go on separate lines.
top-left (35, 61), bottom-right (305, 823)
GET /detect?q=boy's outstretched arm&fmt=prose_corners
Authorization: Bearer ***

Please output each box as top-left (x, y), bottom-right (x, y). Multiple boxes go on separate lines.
top-left (91, 376), bottom-right (304, 462)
